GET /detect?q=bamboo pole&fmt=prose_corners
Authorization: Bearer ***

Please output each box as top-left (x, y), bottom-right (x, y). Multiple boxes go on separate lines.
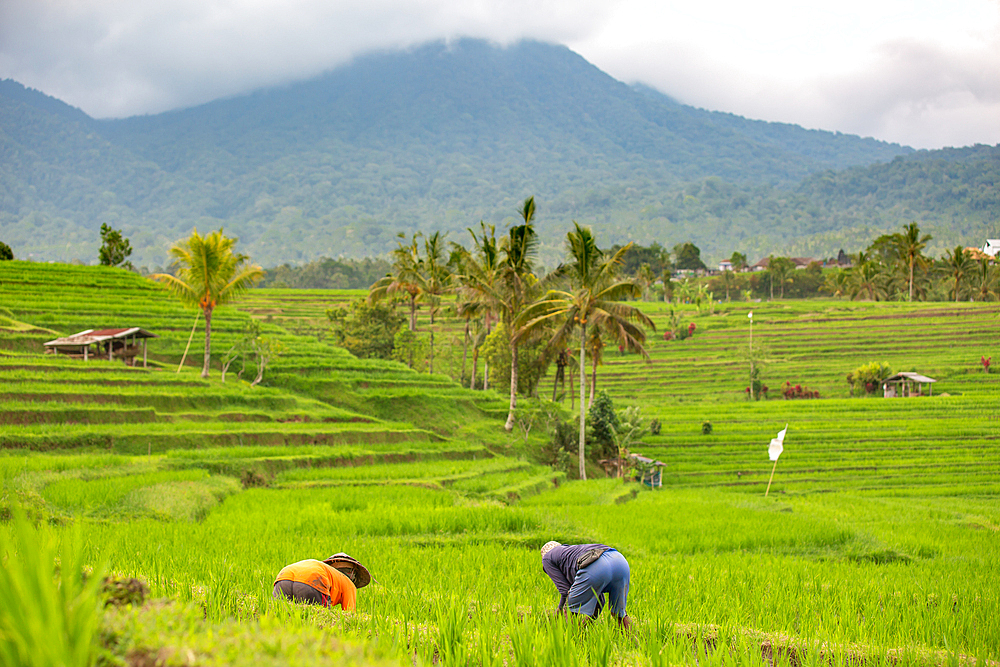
top-left (177, 312), bottom-right (200, 373)
top-left (764, 458), bottom-right (778, 497)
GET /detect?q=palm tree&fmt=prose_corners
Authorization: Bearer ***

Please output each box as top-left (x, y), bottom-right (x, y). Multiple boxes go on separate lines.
top-left (455, 298), bottom-right (475, 384)
top-left (453, 222), bottom-right (503, 391)
top-left (659, 271), bottom-right (674, 302)
top-left (516, 222), bottom-right (654, 480)
top-left (419, 231), bottom-right (451, 374)
top-left (636, 263), bottom-right (655, 301)
top-left (720, 268), bottom-right (735, 301)
top-left (369, 233), bottom-right (424, 332)
top-left (152, 228), bottom-right (263, 378)
top-left (499, 197), bottom-right (540, 432)
top-left (586, 326), bottom-right (605, 408)
top-left (941, 246), bottom-right (975, 302)
top-left (768, 256), bottom-right (795, 299)
top-left (893, 222), bottom-right (932, 301)
top-left (550, 345), bottom-right (574, 402)
top-left (823, 268), bottom-right (850, 297)
top-left (729, 251), bottom-right (748, 272)
top-left (847, 252), bottom-right (888, 301)
top-left (972, 258), bottom-right (998, 301)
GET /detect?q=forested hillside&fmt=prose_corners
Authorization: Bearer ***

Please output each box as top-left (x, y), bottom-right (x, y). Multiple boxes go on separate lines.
top-left (1, 39), bottom-right (996, 269)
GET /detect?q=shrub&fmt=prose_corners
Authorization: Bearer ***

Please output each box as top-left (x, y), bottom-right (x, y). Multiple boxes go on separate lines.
top-left (847, 361), bottom-right (892, 396)
top-left (701, 421), bottom-right (712, 435)
top-left (688, 322), bottom-right (696, 337)
top-left (782, 382), bottom-right (820, 399)
top-left (391, 328), bottom-right (428, 369)
top-left (543, 419), bottom-right (579, 474)
top-left (587, 390), bottom-right (618, 459)
top-left (327, 299), bottom-right (404, 360)
top-left (982, 356), bottom-right (991, 373)
top-left (649, 418), bottom-right (661, 435)
top-left (745, 381), bottom-right (768, 400)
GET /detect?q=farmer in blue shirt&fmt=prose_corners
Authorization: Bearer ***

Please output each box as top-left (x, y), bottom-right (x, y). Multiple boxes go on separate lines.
top-left (541, 541), bottom-right (631, 630)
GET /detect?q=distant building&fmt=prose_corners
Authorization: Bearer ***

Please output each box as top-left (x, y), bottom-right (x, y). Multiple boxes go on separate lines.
top-left (751, 257), bottom-right (818, 271)
top-left (983, 240), bottom-right (1000, 257)
top-left (718, 260), bottom-right (733, 272)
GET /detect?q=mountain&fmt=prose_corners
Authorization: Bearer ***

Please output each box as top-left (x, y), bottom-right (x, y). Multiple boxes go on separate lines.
top-left (2, 39), bottom-right (994, 269)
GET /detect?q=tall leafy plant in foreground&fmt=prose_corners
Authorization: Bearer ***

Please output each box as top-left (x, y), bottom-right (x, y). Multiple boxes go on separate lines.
top-left (517, 223), bottom-right (653, 479)
top-left (152, 228), bottom-right (263, 378)
top-left (0, 510), bottom-right (106, 667)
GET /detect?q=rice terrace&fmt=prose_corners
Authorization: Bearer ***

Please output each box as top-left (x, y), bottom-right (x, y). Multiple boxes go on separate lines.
top-left (1, 235), bottom-right (998, 667)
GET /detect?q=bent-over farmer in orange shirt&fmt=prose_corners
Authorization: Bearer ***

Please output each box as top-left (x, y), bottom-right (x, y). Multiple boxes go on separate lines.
top-left (272, 553), bottom-right (372, 610)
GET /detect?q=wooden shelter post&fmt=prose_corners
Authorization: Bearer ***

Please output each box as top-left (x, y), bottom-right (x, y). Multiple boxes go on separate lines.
top-left (143, 339), bottom-right (148, 368)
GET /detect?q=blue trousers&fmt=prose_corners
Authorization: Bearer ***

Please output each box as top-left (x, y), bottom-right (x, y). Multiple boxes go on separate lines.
top-left (566, 549), bottom-right (630, 618)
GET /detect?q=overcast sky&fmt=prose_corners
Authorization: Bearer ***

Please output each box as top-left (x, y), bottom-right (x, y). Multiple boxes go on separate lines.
top-left (1, 0), bottom-right (998, 149)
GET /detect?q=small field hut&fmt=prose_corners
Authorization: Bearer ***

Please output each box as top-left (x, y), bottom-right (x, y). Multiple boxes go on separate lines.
top-left (44, 328), bottom-right (158, 367)
top-left (883, 372), bottom-right (936, 398)
top-left (630, 453), bottom-right (665, 488)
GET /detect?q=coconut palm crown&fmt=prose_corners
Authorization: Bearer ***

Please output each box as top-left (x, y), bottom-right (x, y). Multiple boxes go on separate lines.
top-left (515, 222), bottom-right (654, 480)
top-left (152, 228), bottom-right (263, 378)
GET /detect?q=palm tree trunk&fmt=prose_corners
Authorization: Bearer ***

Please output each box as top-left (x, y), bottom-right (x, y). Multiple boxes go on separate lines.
top-left (505, 336), bottom-right (518, 431)
top-left (552, 359), bottom-right (562, 402)
top-left (909, 257), bottom-right (914, 302)
top-left (569, 359), bottom-right (574, 411)
top-left (470, 348), bottom-right (478, 390)
top-left (483, 318), bottom-right (491, 391)
top-left (201, 306), bottom-right (213, 379)
top-left (408, 295), bottom-right (417, 368)
top-left (461, 322), bottom-right (469, 382)
top-left (578, 323), bottom-right (587, 481)
top-left (589, 355), bottom-right (597, 408)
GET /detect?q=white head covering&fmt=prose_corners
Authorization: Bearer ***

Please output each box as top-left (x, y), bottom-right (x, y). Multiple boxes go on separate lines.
top-left (540, 541), bottom-right (561, 558)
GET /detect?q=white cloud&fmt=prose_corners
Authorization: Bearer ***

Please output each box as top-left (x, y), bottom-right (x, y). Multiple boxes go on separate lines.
top-left (1, 0), bottom-right (998, 147)
top-left (570, 0), bottom-right (1000, 148)
top-left (0, 0), bottom-right (617, 117)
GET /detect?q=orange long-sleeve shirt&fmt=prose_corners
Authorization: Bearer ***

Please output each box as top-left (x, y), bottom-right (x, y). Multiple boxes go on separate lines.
top-left (274, 559), bottom-right (357, 611)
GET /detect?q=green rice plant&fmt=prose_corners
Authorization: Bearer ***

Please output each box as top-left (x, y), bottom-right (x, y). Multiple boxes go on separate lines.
top-left (40, 469), bottom-right (212, 515)
top-left (0, 509), bottom-right (106, 667)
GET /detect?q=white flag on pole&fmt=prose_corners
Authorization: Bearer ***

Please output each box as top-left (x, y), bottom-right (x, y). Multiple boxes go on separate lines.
top-left (768, 424), bottom-right (787, 461)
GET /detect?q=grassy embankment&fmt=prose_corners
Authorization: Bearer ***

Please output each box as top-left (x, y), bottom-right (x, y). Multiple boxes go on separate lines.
top-left (1, 261), bottom-right (998, 666)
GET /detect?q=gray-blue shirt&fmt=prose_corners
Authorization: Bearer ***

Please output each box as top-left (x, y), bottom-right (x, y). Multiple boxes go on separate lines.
top-left (542, 543), bottom-right (609, 610)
